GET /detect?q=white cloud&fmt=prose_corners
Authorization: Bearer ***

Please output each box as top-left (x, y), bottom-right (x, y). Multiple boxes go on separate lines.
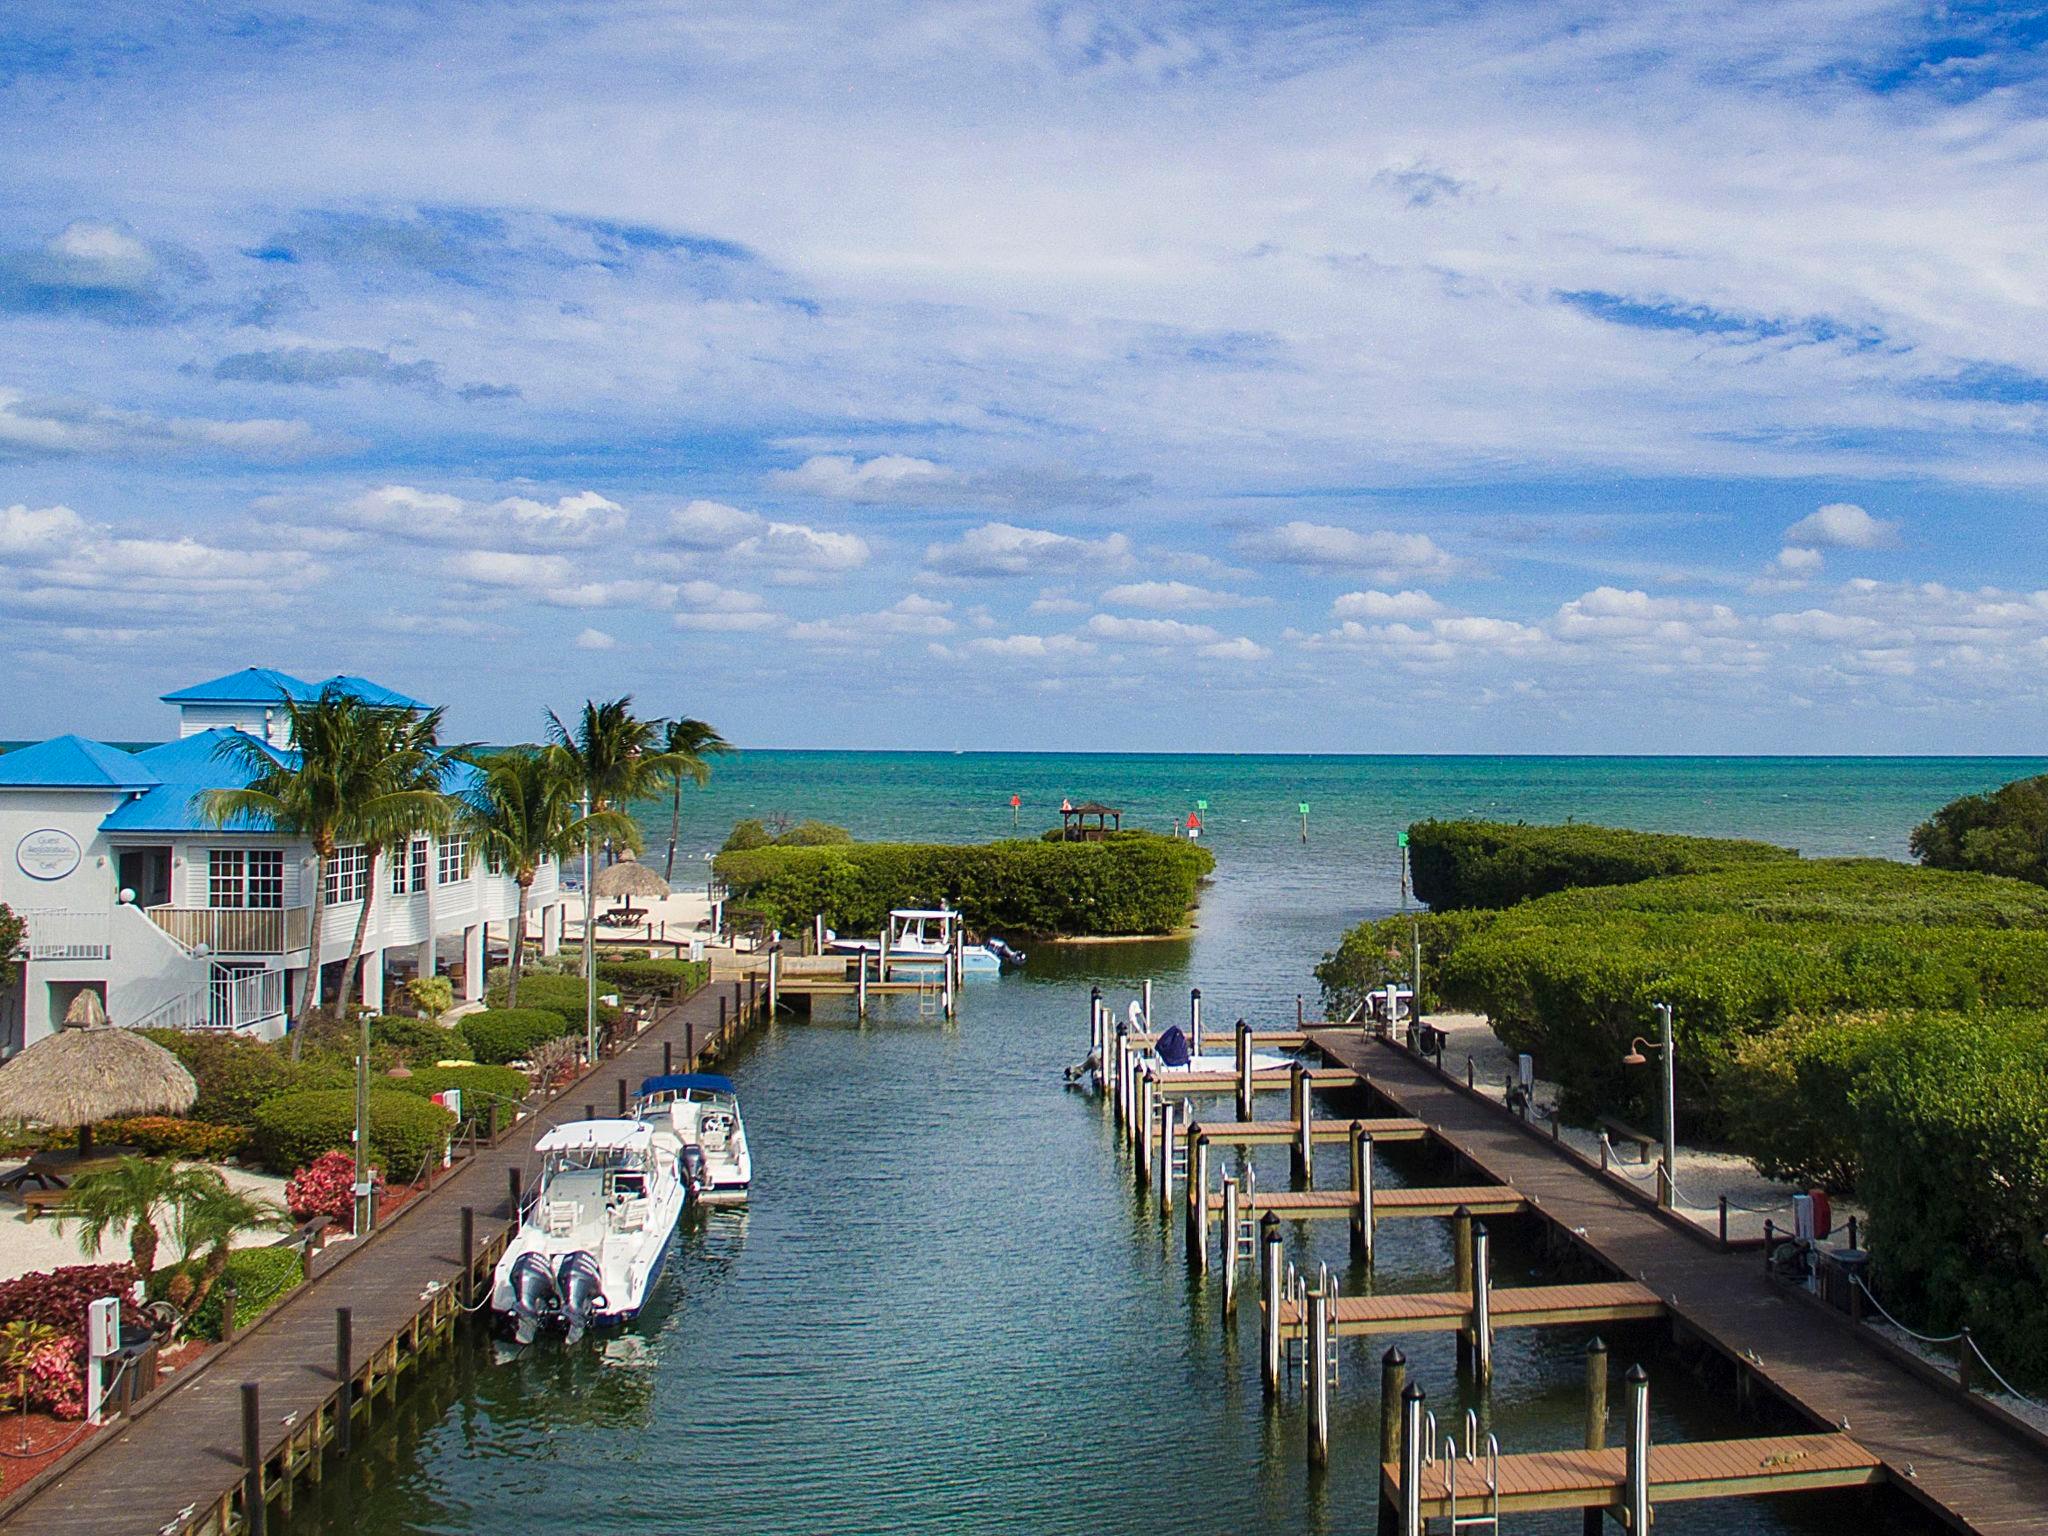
top-left (0, 386), bottom-right (324, 460)
top-left (1198, 636), bottom-right (1272, 661)
top-left (1083, 614), bottom-right (1224, 646)
top-left (0, 503), bottom-right (88, 555)
top-left (1332, 589), bottom-right (1444, 621)
top-left (335, 485), bottom-right (625, 548)
top-left (1100, 579), bottom-right (1253, 611)
top-left (1784, 504), bottom-right (1898, 550)
top-left (1776, 546), bottom-right (1824, 573)
top-left (931, 633), bottom-right (1097, 662)
top-left (574, 626), bottom-right (618, 650)
top-left (924, 521), bottom-right (1132, 577)
top-left (771, 453), bottom-right (957, 502)
top-left (673, 580), bottom-right (776, 631)
top-left (787, 594), bottom-right (957, 645)
top-left (1551, 587), bottom-right (1738, 641)
top-left (770, 453), bottom-right (1139, 511)
top-left (732, 520), bottom-right (870, 579)
top-left (1766, 608), bottom-right (1881, 641)
top-left (450, 549), bottom-right (575, 589)
top-left (1239, 522), bottom-right (1460, 582)
top-left (666, 498), bottom-right (764, 550)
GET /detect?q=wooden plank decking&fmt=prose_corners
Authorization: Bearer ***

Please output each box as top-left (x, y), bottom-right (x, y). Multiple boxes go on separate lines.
top-left (1277, 1280), bottom-right (1665, 1338)
top-left (1383, 1433), bottom-right (1883, 1517)
top-left (0, 984), bottom-right (745, 1536)
top-left (1314, 1030), bottom-right (2048, 1536)
top-left (1151, 1065), bottom-right (1362, 1094)
top-left (1205, 1184), bottom-right (1528, 1220)
top-left (1184, 1116), bottom-right (1426, 1146)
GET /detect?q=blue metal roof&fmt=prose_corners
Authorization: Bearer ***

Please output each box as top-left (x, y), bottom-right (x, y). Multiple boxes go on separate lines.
top-left (99, 730), bottom-right (286, 834)
top-left (637, 1072), bottom-right (736, 1098)
top-left (315, 674), bottom-right (428, 710)
top-left (160, 667), bottom-right (314, 705)
top-left (0, 734), bottom-right (158, 789)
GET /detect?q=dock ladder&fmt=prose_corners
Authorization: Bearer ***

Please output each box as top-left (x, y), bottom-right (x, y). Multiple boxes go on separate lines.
top-left (1228, 1164), bottom-right (1258, 1272)
top-left (1442, 1409), bottom-right (1501, 1535)
top-left (1287, 1261), bottom-right (1341, 1387)
top-left (917, 975), bottom-right (943, 1019)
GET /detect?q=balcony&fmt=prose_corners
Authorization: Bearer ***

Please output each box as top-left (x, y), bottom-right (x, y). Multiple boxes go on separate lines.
top-left (147, 905), bottom-right (312, 956)
top-left (21, 909), bottom-right (112, 962)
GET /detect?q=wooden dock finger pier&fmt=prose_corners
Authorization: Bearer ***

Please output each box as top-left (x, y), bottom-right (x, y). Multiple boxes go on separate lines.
top-left (0, 980), bottom-right (764, 1536)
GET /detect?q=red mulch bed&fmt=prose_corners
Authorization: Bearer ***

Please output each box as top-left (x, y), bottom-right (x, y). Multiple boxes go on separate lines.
top-left (0, 1411), bottom-right (103, 1488)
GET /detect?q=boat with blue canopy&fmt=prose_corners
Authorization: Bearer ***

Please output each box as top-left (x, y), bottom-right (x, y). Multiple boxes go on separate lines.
top-left (634, 1072), bottom-right (752, 1204)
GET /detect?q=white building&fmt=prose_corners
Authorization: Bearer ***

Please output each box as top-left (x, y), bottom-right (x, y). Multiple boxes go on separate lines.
top-left (0, 668), bottom-right (565, 1053)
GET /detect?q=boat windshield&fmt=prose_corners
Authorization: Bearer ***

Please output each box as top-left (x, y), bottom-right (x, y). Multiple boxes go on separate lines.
top-left (544, 1145), bottom-right (648, 1177)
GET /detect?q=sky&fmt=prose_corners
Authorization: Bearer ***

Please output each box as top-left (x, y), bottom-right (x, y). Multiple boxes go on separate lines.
top-left (2, 1), bottom-right (2047, 753)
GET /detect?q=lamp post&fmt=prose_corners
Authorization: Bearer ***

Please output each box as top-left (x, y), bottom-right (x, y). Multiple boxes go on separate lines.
top-left (582, 791), bottom-right (597, 1066)
top-left (1623, 1002), bottom-right (1677, 1207)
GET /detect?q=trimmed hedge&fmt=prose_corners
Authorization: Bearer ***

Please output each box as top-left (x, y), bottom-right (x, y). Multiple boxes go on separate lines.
top-left (248, 1088), bottom-right (454, 1179)
top-left (1407, 819), bottom-right (1798, 911)
top-left (486, 972), bottom-right (622, 1033)
top-left (713, 832), bottom-right (1214, 937)
top-left (458, 1008), bottom-right (575, 1065)
top-left (148, 1246), bottom-right (304, 1343)
top-left (96, 1116), bottom-right (247, 1161)
top-left (595, 957), bottom-right (708, 998)
top-left (369, 1014), bottom-right (467, 1060)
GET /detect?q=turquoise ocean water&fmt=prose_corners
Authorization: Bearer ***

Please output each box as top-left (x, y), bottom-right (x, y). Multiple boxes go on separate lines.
top-left (297, 755), bottom-right (2033, 1536)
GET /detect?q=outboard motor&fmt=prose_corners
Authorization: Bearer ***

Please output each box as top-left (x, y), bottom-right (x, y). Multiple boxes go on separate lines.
top-left (556, 1251), bottom-right (606, 1345)
top-left (507, 1251), bottom-right (560, 1346)
top-left (678, 1144), bottom-right (709, 1200)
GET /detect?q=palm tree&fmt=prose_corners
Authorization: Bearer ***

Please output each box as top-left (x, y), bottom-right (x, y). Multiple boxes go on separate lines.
top-left (545, 698), bottom-right (685, 1001)
top-left (656, 718), bottom-right (733, 879)
top-left (459, 747), bottom-right (638, 1007)
top-left (56, 1155), bottom-right (205, 1276)
top-left (199, 688), bottom-right (451, 1054)
top-left (166, 1170), bottom-right (289, 1335)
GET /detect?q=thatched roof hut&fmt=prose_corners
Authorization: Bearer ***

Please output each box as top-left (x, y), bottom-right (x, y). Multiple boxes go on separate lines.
top-left (0, 1003), bottom-right (199, 1157)
top-left (593, 850), bottom-right (671, 903)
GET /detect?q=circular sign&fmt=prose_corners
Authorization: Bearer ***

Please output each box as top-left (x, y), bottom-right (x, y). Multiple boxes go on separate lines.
top-left (16, 828), bottom-right (82, 882)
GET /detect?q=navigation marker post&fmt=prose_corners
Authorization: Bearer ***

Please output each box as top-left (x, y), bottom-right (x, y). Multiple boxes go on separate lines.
top-left (1299, 801), bottom-right (1309, 843)
top-left (1010, 793), bottom-right (1020, 829)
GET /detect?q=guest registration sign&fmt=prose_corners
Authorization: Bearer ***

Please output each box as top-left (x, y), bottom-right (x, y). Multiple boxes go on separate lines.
top-left (16, 828), bottom-right (82, 881)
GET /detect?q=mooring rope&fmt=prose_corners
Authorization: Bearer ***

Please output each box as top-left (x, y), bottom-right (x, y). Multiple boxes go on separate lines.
top-left (1851, 1277), bottom-right (1966, 1344)
top-left (1966, 1335), bottom-right (2048, 1411)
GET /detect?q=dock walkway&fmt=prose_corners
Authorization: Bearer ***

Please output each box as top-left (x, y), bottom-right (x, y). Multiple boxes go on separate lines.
top-left (1278, 1280), bottom-right (1665, 1339)
top-left (0, 983), bottom-right (740, 1536)
top-left (1313, 1030), bottom-right (2048, 1536)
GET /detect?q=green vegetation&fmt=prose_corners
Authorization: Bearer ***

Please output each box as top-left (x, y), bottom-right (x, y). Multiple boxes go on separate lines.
top-left (714, 831), bottom-right (1215, 937)
top-left (1911, 774), bottom-right (2048, 886)
top-left (249, 1088), bottom-right (455, 1180)
top-left (721, 817), bottom-right (852, 851)
top-left (458, 1007), bottom-right (577, 1065)
top-left (483, 973), bottom-right (621, 1036)
top-left (383, 1063), bottom-right (531, 1113)
top-left (1406, 818), bottom-right (1797, 910)
top-left (595, 956), bottom-right (709, 998)
top-left (655, 717), bottom-right (733, 879)
top-left (368, 1014), bottom-right (466, 1060)
top-left (148, 1246), bottom-right (304, 1343)
top-left (0, 904), bottom-right (21, 988)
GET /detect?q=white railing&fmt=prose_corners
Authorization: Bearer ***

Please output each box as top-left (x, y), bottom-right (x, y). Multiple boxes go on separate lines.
top-left (145, 905), bottom-right (311, 956)
top-left (131, 969), bottom-right (287, 1034)
top-left (21, 909), bottom-right (112, 962)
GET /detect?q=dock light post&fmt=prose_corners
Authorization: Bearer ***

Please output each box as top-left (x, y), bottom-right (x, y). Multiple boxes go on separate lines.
top-left (582, 792), bottom-right (598, 1066)
top-left (1623, 1003), bottom-right (1678, 1209)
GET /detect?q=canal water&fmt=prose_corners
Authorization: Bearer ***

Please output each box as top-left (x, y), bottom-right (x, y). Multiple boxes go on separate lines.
top-left (295, 829), bottom-right (1945, 1535)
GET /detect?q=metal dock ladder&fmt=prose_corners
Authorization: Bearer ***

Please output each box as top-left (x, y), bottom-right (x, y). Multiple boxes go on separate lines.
top-left (1442, 1410), bottom-right (1501, 1535)
top-left (916, 974), bottom-right (942, 1019)
top-left (1287, 1261), bottom-right (1341, 1387)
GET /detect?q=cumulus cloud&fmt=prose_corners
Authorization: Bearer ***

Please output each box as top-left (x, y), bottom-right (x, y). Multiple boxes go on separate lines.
top-left (666, 499), bottom-right (764, 549)
top-left (1332, 589), bottom-right (1444, 621)
top-left (1784, 503), bottom-right (1898, 550)
top-left (449, 549), bottom-right (575, 589)
top-left (1198, 636), bottom-right (1272, 661)
top-left (1083, 614), bottom-right (1224, 646)
top-left (930, 633), bottom-right (1097, 662)
top-left (733, 520), bottom-right (870, 580)
top-left (1776, 546), bottom-right (1824, 572)
top-left (1099, 579), bottom-right (1253, 611)
top-left (214, 346), bottom-right (444, 391)
top-left (923, 522), bottom-right (1133, 577)
top-left (574, 626), bottom-right (618, 650)
top-left (1238, 522), bottom-right (1461, 582)
top-left (333, 485), bottom-right (625, 548)
top-left (0, 221), bottom-right (174, 324)
top-left (0, 503), bottom-right (89, 555)
top-left (771, 453), bottom-right (1141, 511)
top-left (1551, 587), bottom-right (1739, 640)
top-left (787, 594), bottom-right (957, 646)
top-left (673, 580), bottom-right (776, 631)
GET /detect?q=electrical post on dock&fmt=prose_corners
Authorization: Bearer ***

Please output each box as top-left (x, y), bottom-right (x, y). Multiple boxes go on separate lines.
top-left (1625, 1365), bottom-right (1651, 1535)
top-left (1190, 987), bottom-right (1204, 1055)
top-left (1471, 1221), bottom-right (1493, 1384)
top-left (1350, 1122), bottom-right (1375, 1263)
top-left (1260, 1212), bottom-right (1285, 1397)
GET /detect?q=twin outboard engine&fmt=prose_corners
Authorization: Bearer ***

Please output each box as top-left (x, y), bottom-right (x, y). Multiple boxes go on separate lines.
top-left (556, 1251), bottom-right (605, 1344)
top-left (507, 1252), bottom-right (560, 1346)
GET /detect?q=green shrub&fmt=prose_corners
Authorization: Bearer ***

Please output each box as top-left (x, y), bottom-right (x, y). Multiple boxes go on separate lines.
top-left (382, 1064), bottom-right (532, 1116)
top-left (148, 1246), bottom-right (304, 1342)
top-left (1911, 775), bottom-right (2048, 886)
top-left (369, 1014), bottom-right (467, 1060)
top-left (775, 819), bottom-right (853, 846)
top-left (486, 972), bottom-right (621, 1033)
top-left (400, 975), bottom-right (455, 1021)
top-left (248, 1089), bottom-right (454, 1180)
top-left (458, 1008), bottom-right (575, 1065)
top-left (595, 957), bottom-right (708, 999)
top-left (1406, 819), bottom-right (1798, 910)
top-left (713, 832), bottom-right (1214, 936)
top-left (96, 1116), bottom-right (248, 1161)
top-left (721, 818), bottom-right (774, 852)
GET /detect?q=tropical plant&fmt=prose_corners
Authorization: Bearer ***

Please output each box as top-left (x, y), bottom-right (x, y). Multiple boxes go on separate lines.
top-left (163, 1170), bottom-right (290, 1331)
top-left (459, 747), bottom-right (637, 1007)
top-left (0, 1320), bottom-right (69, 1416)
top-left (285, 1149), bottom-right (377, 1226)
top-left (198, 686), bottom-right (452, 1051)
top-left (0, 903), bottom-right (23, 989)
top-left (655, 717), bottom-right (733, 878)
top-left (1911, 774), bottom-right (2048, 886)
top-left (55, 1156), bottom-right (210, 1276)
top-left (401, 974), bottom-right (454, 1023)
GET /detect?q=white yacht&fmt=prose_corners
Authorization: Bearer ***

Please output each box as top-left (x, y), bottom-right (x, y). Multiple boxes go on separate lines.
top-left (491, 1120), bottom-right (686, 1344)
top-left (824, 907), bottom-right (1020, 974)
top-left (634, 1072), bottom-right (753, 1205)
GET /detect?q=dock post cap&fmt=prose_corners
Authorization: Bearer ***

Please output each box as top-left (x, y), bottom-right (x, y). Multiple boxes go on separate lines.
top-left (1260, 1210), bottom-right (1281, 1232)
top-left (1453, 1202), bottom-right (1472, 1218)
top-left (1587, 1336), bottom-right (1607, 1354)
top-left (1402, 1380), bottom-right (1426, 1403)
top-left (1091, 986), bottom-right (1101, 998)
top-left (1625, 1363), bottom-right (1648, 1383)
top-left (1383, 1345), bottom-right (1406, 1366)
top-left (1471, 1218), bottom-right (1488, 1237)
top-left (1191, 986), bottom-right (1201, 997)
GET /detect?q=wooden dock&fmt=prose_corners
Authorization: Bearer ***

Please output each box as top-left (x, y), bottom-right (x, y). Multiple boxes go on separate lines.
top-left (1185, 1116), bottom-right (1425, 1147)
top-left (1276, 1280), bottom-right (1664, 1339)
top-left (1382, 1433), bottom-right (1883, 1518)
top-left (1206, 1184), bottom-right (1527, 1221)
top-left (1313, 1029), bottom-right (2048, 1536)
top-left (1151, 1065), bottom-right (1362, 1094)
top-left (0, 982), bottom-right (759, 1536)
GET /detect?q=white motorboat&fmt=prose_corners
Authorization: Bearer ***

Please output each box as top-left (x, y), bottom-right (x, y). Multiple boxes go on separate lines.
top-left (824, 907), bottom-right (1021, 973)
top-left (634, 1072), bottom-right (752, 1205)
top-left (491, 1120), bottom-right (686, 1344)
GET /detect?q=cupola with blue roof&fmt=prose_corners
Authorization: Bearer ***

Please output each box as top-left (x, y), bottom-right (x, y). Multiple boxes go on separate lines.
top-left (160, 667), bottom-right (426, 747)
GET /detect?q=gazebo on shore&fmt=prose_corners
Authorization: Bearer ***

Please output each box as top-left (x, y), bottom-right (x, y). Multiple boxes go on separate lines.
top-left (1057, 801), bottom-right (1122, 841)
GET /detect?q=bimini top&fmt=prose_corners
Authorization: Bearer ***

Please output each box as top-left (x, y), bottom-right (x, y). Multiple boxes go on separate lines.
top-left (534, 1119), bottom-right (653, 1154)
top-left (890, 908), bottom-right (957, 921)
top-left (638, 1072), bottom-right (736, 1099)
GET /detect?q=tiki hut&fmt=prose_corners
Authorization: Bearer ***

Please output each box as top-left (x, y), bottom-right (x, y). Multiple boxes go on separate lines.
top-left (591, 850), bottom-right (670, 918)
top-left (0, 994), bottom-right (198, 1159)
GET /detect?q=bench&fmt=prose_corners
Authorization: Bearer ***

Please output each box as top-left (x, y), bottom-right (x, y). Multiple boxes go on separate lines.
top-left (1596, 1114), bottom-right (1659, 1164)
top-left (17, 1187), bottom-right (75, 1220)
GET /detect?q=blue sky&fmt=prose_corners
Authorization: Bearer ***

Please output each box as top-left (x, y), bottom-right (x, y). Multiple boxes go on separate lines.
top-left (3, 1), bottom-right (2047, 752)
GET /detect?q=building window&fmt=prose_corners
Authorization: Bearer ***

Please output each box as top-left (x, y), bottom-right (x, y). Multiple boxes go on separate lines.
top-left (390, 839), bottom-right (429, 895)
top-left (209, 848), bottom-right (285, 909)
top-left (484, 844), bottom-right (504, 876)
top-left (325, 844), bottom-right (369, 905)
top-left (437, 835), bottom-right (472, 885)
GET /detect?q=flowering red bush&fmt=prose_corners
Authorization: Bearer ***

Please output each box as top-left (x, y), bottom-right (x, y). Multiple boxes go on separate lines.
top-left (0, 1264), bottom-right (142, 1421)
top-left (285, 1150), bottom-right (382, 1229)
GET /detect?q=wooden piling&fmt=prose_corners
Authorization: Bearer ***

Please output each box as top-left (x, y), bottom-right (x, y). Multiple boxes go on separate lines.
top-left (1581, 1336), bottom-right (1609, 1535)
top-left (1141, 979), bottom-right (1153, 1028)
top-left (459, 1207), bottom-right (474, 1309)
top-left (1401, 1381), bottom-right (1426, 1536)
top-left (1220, 1174), bottom-right (1240, 1309)
top-left (663, 1040), bottom-right (673, 1075)
top-left (1137, 1074), bottom-right (1156, 1187)
top-left (856, 952), bottom-right (869, 1016)
top-left (1190, 987), bottom-right (1204, 1055)
top-left (1187, 1136), bottom-right (1212, 1270)
top-left (1452, 1206), bottom-right (1474, 1373)
top-left (617, 1078), bottom-right (628, 1116)
top-left (1350, 1123), bottom-right (1375, 1263)
top-left (1376, 1347), bottom-right (1406, 1536)
top-left (1160, 1098), bottom-right (1180, 1211)
top-left (506, 1165), bottom-right (521, 1218)
top-left (242, 1383), bottom-right (265, 1536)
top-left (1289, 1060), bottom-right (1312, 1186)
top-left (1260, 1212), bottom-right (1285, 1397)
